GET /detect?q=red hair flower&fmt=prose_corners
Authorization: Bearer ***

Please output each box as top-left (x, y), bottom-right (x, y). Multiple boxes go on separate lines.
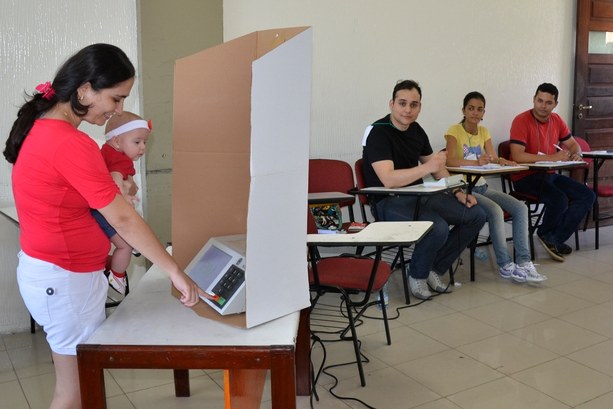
top-left (35, 81), bottom-right (56, 100)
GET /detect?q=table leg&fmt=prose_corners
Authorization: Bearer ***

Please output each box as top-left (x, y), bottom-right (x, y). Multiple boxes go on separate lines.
top-left (593, 158), bottom-right (603, 250)
top-left (270, 347), bottom-right (297, 409)
top-left (77, 351), bottom-right (107, 409)
top-left (295, 308), bottom-right (311, 396)
top-left (173, 369), bottom-right (190, 397)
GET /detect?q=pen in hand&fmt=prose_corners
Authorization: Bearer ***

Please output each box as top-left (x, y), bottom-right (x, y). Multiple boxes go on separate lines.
top-left (553, 144), bottom-right (563, 151)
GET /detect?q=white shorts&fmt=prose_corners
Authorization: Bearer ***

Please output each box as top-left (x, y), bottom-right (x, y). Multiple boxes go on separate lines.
top-left (16, 251), bottom-right (107, 356)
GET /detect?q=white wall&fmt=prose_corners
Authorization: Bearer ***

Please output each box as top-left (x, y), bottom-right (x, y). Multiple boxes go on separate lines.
top-left (223, 0), bottom-right (576, 165)
top-left (0, 0), bottom-right (140, 333)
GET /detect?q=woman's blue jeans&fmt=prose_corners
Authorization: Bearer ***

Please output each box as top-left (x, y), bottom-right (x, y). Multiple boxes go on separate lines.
top-left (473, 184), bottom-right (530, 267)
top-left (373, 192), bottom-right (486, 279)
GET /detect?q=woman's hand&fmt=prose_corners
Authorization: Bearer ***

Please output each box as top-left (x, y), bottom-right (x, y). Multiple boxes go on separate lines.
top-left (477, 155), bottom-right (492, 166)
top-left (171, 273), bottom-right (207, 307)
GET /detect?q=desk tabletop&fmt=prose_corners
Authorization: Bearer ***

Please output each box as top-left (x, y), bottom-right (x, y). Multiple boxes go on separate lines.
top-left (358, 184), bottom-right (453, 195)
top-left (446, 165), bottom-right (529, 175)
top-left (520, 161), bottom-right (586, 169)
top-left (307, 221), bottom-right (432, 246)
top-left (85, 259), bottom-right (300, 347)
top-left (582, 151), bottom-right (613, 158)
top-left (308, 191), bottom-right (354, 204)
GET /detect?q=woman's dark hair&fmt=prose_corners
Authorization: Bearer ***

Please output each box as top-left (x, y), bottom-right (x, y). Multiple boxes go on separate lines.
top-left (461, 91), bottom-right (486, 123)
top-left (4, 43), bottom-right (135, 164)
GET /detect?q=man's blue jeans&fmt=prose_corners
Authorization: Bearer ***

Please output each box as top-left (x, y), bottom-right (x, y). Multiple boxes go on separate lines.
top-left (373, 193), bottom-right (486, 279)
top-left (513, 173), bottom-right (595, 246)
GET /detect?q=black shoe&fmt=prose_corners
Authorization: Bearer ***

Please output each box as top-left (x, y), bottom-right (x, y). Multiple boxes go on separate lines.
top-left (557, 243), bottom-right (572, 255)
top-left (537, 236), bottom-right (565, 262)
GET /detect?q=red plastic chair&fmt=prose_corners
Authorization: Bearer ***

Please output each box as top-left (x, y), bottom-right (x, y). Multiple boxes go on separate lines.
top-left (572, 137), bottom-right (613, 241)
top-left (308, 159), bottom-right (357, 230)
top-left (307, 210), bottom-right (391, 387)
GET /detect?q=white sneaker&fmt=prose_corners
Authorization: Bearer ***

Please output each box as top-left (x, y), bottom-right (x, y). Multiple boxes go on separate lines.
top-left (499, 262), bottom-right (527, 283)
top-left (516, 261), bottom-right (547, 283)
top-left (427, 271), bottom-right (452, 293)
top-left (108, 273), bottom-right (127, 295)
top-left (409, 276), bottom-right (432, 300)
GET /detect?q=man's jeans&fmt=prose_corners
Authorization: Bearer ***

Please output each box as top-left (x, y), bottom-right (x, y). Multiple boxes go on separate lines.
top-left (513, 173), bottom-right (595, 246)
top-left (373, 193), bottom-right (486, 279)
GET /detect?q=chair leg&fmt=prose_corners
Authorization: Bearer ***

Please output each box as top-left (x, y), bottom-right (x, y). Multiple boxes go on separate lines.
top-left (343, 295), bottom-right (366, 387)
top-left (379, 288), bottom-right (391, 345)
top-left (575, 229), bottom-right (580, 251)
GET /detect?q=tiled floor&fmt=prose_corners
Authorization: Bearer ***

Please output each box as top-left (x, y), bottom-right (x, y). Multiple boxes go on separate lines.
top-left (3, 227), bottom-right (613, 408)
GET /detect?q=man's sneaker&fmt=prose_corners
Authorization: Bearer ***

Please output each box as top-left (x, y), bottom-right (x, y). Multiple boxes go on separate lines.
top-left (516, 261), bottom-right (547, 283)
top-left (537, 236), bottom-right (565, 262)
top-left (409, 276), bottom-right (432, 300)
top-left (108, 273), bottom-right (127, 295)
top-left (426, 271), bottom-right (452, 293)
top-left (557, 242), bottom-right (572, 255)
top-left (499, 262), bottom-right (527, 283)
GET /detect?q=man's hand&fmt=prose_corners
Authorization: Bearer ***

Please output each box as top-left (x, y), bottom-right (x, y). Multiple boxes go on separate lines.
top-left (455, 191), bottom-right (478, 208)
top-left (428, 150), bottom-right (448, 174)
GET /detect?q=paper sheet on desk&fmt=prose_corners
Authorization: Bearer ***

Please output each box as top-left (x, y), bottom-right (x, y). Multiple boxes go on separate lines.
top-left (423, 174), bottom-right (464, 187)
top-left (534, 161), bottom-right (585, 165)
top-left (586, 150), bottom-right (613, 154)
top-left (459, 164), bottom-right (503, 170)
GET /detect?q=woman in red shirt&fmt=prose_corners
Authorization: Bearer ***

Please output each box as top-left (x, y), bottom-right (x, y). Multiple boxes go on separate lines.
top-left (3, 43), bottom-right (205, 409)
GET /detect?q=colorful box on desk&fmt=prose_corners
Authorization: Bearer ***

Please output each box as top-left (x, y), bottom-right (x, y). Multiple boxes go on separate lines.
top-left (171, 27), bottom-right (312, 328)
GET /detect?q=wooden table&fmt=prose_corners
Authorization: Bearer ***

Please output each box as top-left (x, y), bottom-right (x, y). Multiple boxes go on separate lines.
top-left (581, 151), bottom-right (613, 249)
top-left (77, 256), bottom-right (310, 409)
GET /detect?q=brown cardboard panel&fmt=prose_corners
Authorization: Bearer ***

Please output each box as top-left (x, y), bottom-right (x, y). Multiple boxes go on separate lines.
top-left (173, 33), bottom-right (255, 155)
top-left (172, 151), bottom-right (249, 270)
top-left (172, 27), bottom-right (312, 327)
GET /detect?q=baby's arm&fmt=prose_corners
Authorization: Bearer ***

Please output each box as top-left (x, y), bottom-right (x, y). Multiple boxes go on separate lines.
top-left (111, 171), bottom-right (139, 207)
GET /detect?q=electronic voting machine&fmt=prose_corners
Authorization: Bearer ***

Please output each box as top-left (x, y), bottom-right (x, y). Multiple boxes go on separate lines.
top-left (185, 234), bottom-right (247, 315)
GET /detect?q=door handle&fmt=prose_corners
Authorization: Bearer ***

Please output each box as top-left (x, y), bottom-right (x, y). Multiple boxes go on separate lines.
top-left (578, 104), bottom-right (593, 111)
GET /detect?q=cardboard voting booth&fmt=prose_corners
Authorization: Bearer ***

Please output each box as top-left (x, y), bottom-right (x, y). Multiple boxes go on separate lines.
top-left (172, 27), bottom-right (312, 328)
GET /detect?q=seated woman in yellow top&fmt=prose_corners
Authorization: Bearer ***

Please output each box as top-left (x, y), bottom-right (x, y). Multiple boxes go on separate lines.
top-left (445, 91), bottom-right (545, 283)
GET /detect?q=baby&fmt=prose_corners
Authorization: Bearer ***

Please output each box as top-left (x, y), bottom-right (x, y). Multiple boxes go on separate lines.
top-left (91, 112), bottom-right (151, 295)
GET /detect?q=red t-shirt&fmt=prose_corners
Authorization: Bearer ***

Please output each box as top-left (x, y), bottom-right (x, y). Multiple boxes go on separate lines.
top-left (509, 109), bottom-right (572, 181)
top-left (101, 143), bottom-right (135, 179)
top-left (12, 119), bottom-right (119, 272)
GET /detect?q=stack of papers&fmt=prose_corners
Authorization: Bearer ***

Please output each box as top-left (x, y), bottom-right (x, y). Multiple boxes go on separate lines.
top-left (534, 161), bottom-right (585, 165)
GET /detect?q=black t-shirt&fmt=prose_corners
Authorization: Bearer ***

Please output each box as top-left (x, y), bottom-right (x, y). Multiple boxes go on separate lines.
top-left (361, 114), bottom-right (434, 190)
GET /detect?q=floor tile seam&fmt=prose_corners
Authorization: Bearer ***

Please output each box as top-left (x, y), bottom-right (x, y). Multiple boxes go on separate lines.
top-left (447, 375), bottom-right (570, 408)
top-left (507, 358), bottom-right (613, 407)
top-left (563, 343), bottom-right (613, 380)
top-left (394, 353), bottom-right (508, 399)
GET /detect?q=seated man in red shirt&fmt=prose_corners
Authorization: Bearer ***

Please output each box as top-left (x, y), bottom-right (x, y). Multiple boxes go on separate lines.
top-left (509, 83), bottom-right (594, 262)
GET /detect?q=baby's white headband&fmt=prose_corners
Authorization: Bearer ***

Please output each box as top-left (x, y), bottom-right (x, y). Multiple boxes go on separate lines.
top-left (105, 119), bottom-right (152, 140)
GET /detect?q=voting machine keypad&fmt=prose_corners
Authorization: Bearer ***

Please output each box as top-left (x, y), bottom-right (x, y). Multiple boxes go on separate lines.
top-left (212, 265), bottom-right (245, 306)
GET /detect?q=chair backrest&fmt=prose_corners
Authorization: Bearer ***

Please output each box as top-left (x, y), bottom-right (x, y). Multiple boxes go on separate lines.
top-left (572, 136), bottom-right (592, 183)
top-left (308, 159), bottom-right (356, 219)
top-left (354, 158), bottom-right (374, 222)
top-left (498, 140), bottom-right (511, 161)
top-left (307, 207), bottom-right (318, 234)
top-left (497, 141), bottom-right (514, 193)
